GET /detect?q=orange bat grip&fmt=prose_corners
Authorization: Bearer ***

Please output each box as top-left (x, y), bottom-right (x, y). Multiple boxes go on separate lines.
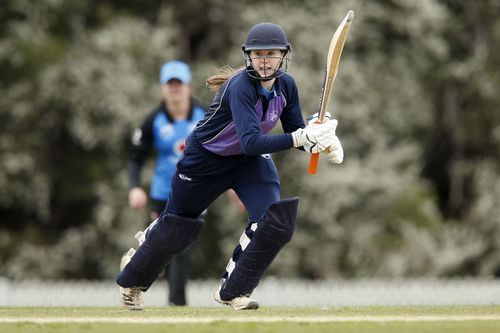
top-left (308, 153), bottom-right (320, 174)
top-left (307, 119), bottom-right (322, 174)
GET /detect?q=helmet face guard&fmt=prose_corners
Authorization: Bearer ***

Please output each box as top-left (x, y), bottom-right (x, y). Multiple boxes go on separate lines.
top-left (243, 51), bottom-right (291, 81)
top-left (241, 23), bottom-right (292, 81)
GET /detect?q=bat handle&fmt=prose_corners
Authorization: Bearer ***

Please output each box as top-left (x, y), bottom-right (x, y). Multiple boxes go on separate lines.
top-left (307, 119), bottom-right (322, 174)
top-left (308, 153), bottom-right (319, 174)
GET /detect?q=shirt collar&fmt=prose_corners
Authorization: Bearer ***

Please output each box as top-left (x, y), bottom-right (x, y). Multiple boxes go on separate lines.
top-left (159, 98), bottom-right (194, 122)
top-left (257, 78), bottom-right (280, 99)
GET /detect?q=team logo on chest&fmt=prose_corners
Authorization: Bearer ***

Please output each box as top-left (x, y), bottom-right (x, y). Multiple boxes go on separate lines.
top-left (160, 124), bottom-right (174, 138)
top-left (268, 109), bottom-right (279, 122)
top-left (174, 138), bottom-right (186, 155)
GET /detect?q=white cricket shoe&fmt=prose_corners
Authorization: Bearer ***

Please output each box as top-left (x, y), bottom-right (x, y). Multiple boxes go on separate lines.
top-left (119, 248), bottom-right (144, 311)
top-left (119, 286), bottom-right (144, 311)
top-left (214, 289), bottom-right (259, 310)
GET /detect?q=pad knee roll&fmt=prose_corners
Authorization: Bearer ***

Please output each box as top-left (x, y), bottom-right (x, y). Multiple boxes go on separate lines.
top-left (256, 197), bottom-right (299, 244)
top-left (151, 213), bottom-right (204, 254)
top-left (117, 214), bottom-right (204, 289)
top-left (220, 197), bottom-right (299, 300)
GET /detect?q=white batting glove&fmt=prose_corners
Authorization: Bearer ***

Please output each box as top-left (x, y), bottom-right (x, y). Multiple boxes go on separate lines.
top-left (304, 118), bottom-right (339, 151)
top-left (325, 134), bottom-right (344, 164)
top-left (291, 120), bottom-right (337, 153)
top-left (307, 112), bottom-right (332, 125)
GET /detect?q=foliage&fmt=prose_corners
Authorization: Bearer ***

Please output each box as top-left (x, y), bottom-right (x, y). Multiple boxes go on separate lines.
top-left (0, 0), bottom-right (499, 279)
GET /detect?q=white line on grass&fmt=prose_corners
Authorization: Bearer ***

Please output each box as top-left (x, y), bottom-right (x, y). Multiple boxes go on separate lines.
top-left (1, 315), bottom-right (500, 324)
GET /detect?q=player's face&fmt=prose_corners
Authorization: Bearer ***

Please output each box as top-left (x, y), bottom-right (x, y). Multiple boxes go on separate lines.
top-left (161, 79), bottom-right (191, 103)
top-left (249, 49), bottom-right (284, 78)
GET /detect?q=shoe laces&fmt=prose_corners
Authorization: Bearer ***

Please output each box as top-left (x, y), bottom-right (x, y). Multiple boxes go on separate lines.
top-left (123, 287), bottom-right (142, 305)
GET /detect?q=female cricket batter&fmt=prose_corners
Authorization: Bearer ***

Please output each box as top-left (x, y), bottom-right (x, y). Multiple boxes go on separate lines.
top-left (117, 22), bottom-right (344, 310)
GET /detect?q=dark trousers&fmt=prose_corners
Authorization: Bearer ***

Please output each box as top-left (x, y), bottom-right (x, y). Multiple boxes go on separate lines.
top-left (168, 153), bottom-right (280, 222)
top-left (165, 241), bottom-right (194, 305)
top-left (151, 199), bottom-right (195, 306)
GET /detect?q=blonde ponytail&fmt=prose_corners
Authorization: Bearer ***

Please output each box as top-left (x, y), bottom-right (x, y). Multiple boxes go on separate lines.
top-left (206, 65), bottom-right (245, 92)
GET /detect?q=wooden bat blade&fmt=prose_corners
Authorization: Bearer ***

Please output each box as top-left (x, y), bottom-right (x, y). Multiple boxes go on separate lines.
top-left (319, 10), bottom-right (354, 123)
top-left (308, 10), bottom-right (354, 174)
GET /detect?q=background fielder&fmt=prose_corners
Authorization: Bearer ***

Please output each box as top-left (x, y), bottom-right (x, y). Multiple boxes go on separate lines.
top-left (127, 60), bottom-right (205, 306)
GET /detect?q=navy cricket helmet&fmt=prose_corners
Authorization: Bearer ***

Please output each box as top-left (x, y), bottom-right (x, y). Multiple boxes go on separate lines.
top-left (241, 22), bottom-right (292, 80)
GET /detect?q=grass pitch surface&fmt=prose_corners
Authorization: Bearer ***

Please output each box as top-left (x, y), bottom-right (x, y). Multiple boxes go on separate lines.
top-left (1, 306), bottom-right (499, 333)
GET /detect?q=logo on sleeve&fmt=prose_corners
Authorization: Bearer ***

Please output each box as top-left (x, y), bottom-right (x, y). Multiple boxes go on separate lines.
top-left (131, 129), bottom-right (142, 145)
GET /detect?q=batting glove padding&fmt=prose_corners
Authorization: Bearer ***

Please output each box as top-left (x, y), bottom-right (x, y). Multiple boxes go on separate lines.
top-left (292, 119), bottom-right (338, 153)
top-left (326, 134), bottom-right (344, 164)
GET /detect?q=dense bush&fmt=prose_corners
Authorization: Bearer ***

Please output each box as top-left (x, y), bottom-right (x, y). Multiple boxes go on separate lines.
top-left (1, 0), bottom-right (499, 279)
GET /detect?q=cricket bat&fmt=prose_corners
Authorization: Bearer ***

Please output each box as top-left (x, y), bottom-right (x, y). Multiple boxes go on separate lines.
top-left (308, 10), bottom-right (354, 174)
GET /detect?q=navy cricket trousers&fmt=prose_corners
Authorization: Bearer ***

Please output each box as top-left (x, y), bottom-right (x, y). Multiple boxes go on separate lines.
top-left (165, 137), bottom-right (281, 222)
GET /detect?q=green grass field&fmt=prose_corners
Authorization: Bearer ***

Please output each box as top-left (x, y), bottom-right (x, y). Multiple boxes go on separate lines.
top-left (1, 306), bottom-right (499, 333)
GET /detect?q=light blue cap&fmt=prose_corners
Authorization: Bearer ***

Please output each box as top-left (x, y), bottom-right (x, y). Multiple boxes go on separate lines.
top-left (159, 60), bottom-right (191, 84)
